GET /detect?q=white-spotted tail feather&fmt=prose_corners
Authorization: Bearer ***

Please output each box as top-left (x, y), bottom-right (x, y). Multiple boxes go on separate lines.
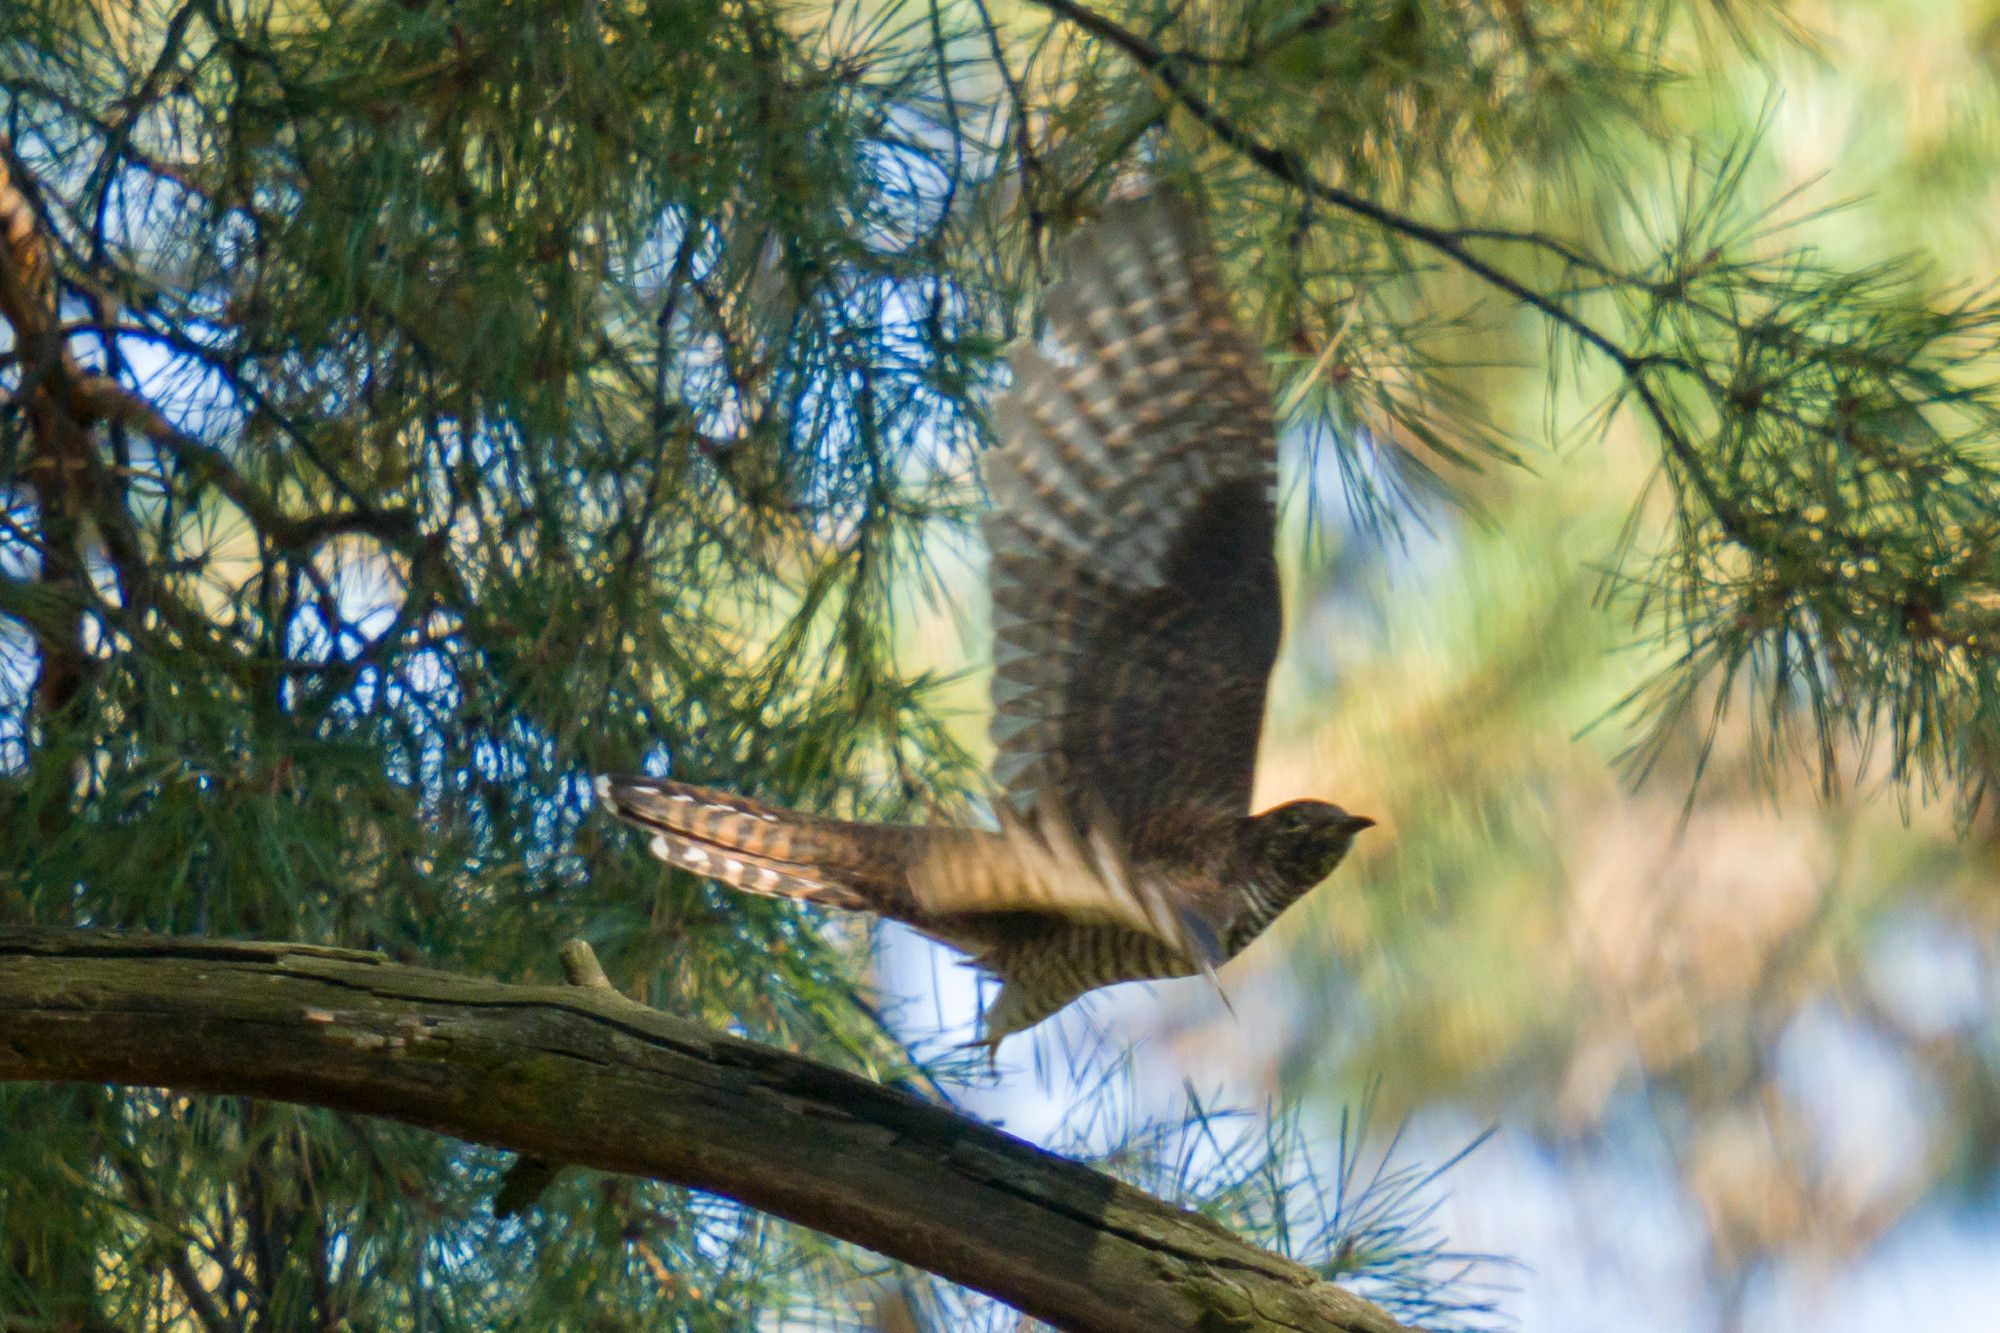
top-left (597, 775), bottom-right (871, 910)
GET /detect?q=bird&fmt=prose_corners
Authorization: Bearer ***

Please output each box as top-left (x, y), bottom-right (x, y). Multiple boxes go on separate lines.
top-left (600, 187), bottom-right (1373, 1046)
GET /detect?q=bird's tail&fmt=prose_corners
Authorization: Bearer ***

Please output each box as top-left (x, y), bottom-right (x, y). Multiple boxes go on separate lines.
top-left (596, 774), bottom-right (907, 913)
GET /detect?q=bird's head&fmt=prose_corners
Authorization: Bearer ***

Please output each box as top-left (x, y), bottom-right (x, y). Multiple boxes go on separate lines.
top-left (1245, 799), bottom-right (1375, 887)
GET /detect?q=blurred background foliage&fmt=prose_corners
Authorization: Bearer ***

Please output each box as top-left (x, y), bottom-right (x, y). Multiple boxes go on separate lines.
top-left (2, 0), bottom-right (1997, 1329)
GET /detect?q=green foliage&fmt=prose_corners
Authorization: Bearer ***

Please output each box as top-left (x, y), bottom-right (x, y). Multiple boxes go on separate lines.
top-left (1088, 1088), bottom-right (1505, 1332)
top-left (3, 0), bottom-right (989, 1322)
top-left (1018, 0), bottom-right (2000, 811)
top-left (3, 0), bottom-right (1996, 1326)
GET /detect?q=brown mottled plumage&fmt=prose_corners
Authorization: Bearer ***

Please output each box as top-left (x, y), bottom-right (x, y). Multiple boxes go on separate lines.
top-left (600, 189), bottom-right (1372, 1045)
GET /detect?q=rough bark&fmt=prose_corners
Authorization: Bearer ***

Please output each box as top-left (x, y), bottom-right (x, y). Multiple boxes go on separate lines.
top-left (0, 927), bottom-right (1410, 1333)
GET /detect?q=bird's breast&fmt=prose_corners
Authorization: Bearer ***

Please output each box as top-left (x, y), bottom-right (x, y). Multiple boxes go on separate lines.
top-left (1218, 876), bottom-right (1296, 956)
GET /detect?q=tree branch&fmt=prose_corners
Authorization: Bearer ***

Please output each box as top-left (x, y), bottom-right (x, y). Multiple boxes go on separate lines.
top-left (1, 137), bottom-right (98, 723)
top-left (0, 927), bottom-right (1410, 1333)
top-left (0, 140), bottom-right (419, 557)
top-left (1017, 0), bottom-right (1756, 543)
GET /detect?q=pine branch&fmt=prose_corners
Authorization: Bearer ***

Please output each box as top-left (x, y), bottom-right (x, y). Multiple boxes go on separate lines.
top-left (1014, 0), bottom-right (2000, 808)
top-left (1016, 0), bottom-right (1742, 535)
top-left (0, 137), bottom-right (96, 725)
top-left (0, 926), bottom-right (1410, 1333)
top-left (1, 138), bottom-right (441, 730)
top-left (0, 142), bottom-right (420, 559)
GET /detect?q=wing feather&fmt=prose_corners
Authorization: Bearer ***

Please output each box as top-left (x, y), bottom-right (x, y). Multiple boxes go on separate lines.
top-left (981, 190), bottom-right (1281, 853)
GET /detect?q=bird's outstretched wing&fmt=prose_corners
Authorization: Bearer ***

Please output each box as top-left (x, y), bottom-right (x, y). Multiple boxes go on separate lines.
top-left (980, 189), bottom-right (1281, 863)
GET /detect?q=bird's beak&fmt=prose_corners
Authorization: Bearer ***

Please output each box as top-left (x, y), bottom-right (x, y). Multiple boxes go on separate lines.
top-left (1344, 814), bottom-right (1377, 834)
